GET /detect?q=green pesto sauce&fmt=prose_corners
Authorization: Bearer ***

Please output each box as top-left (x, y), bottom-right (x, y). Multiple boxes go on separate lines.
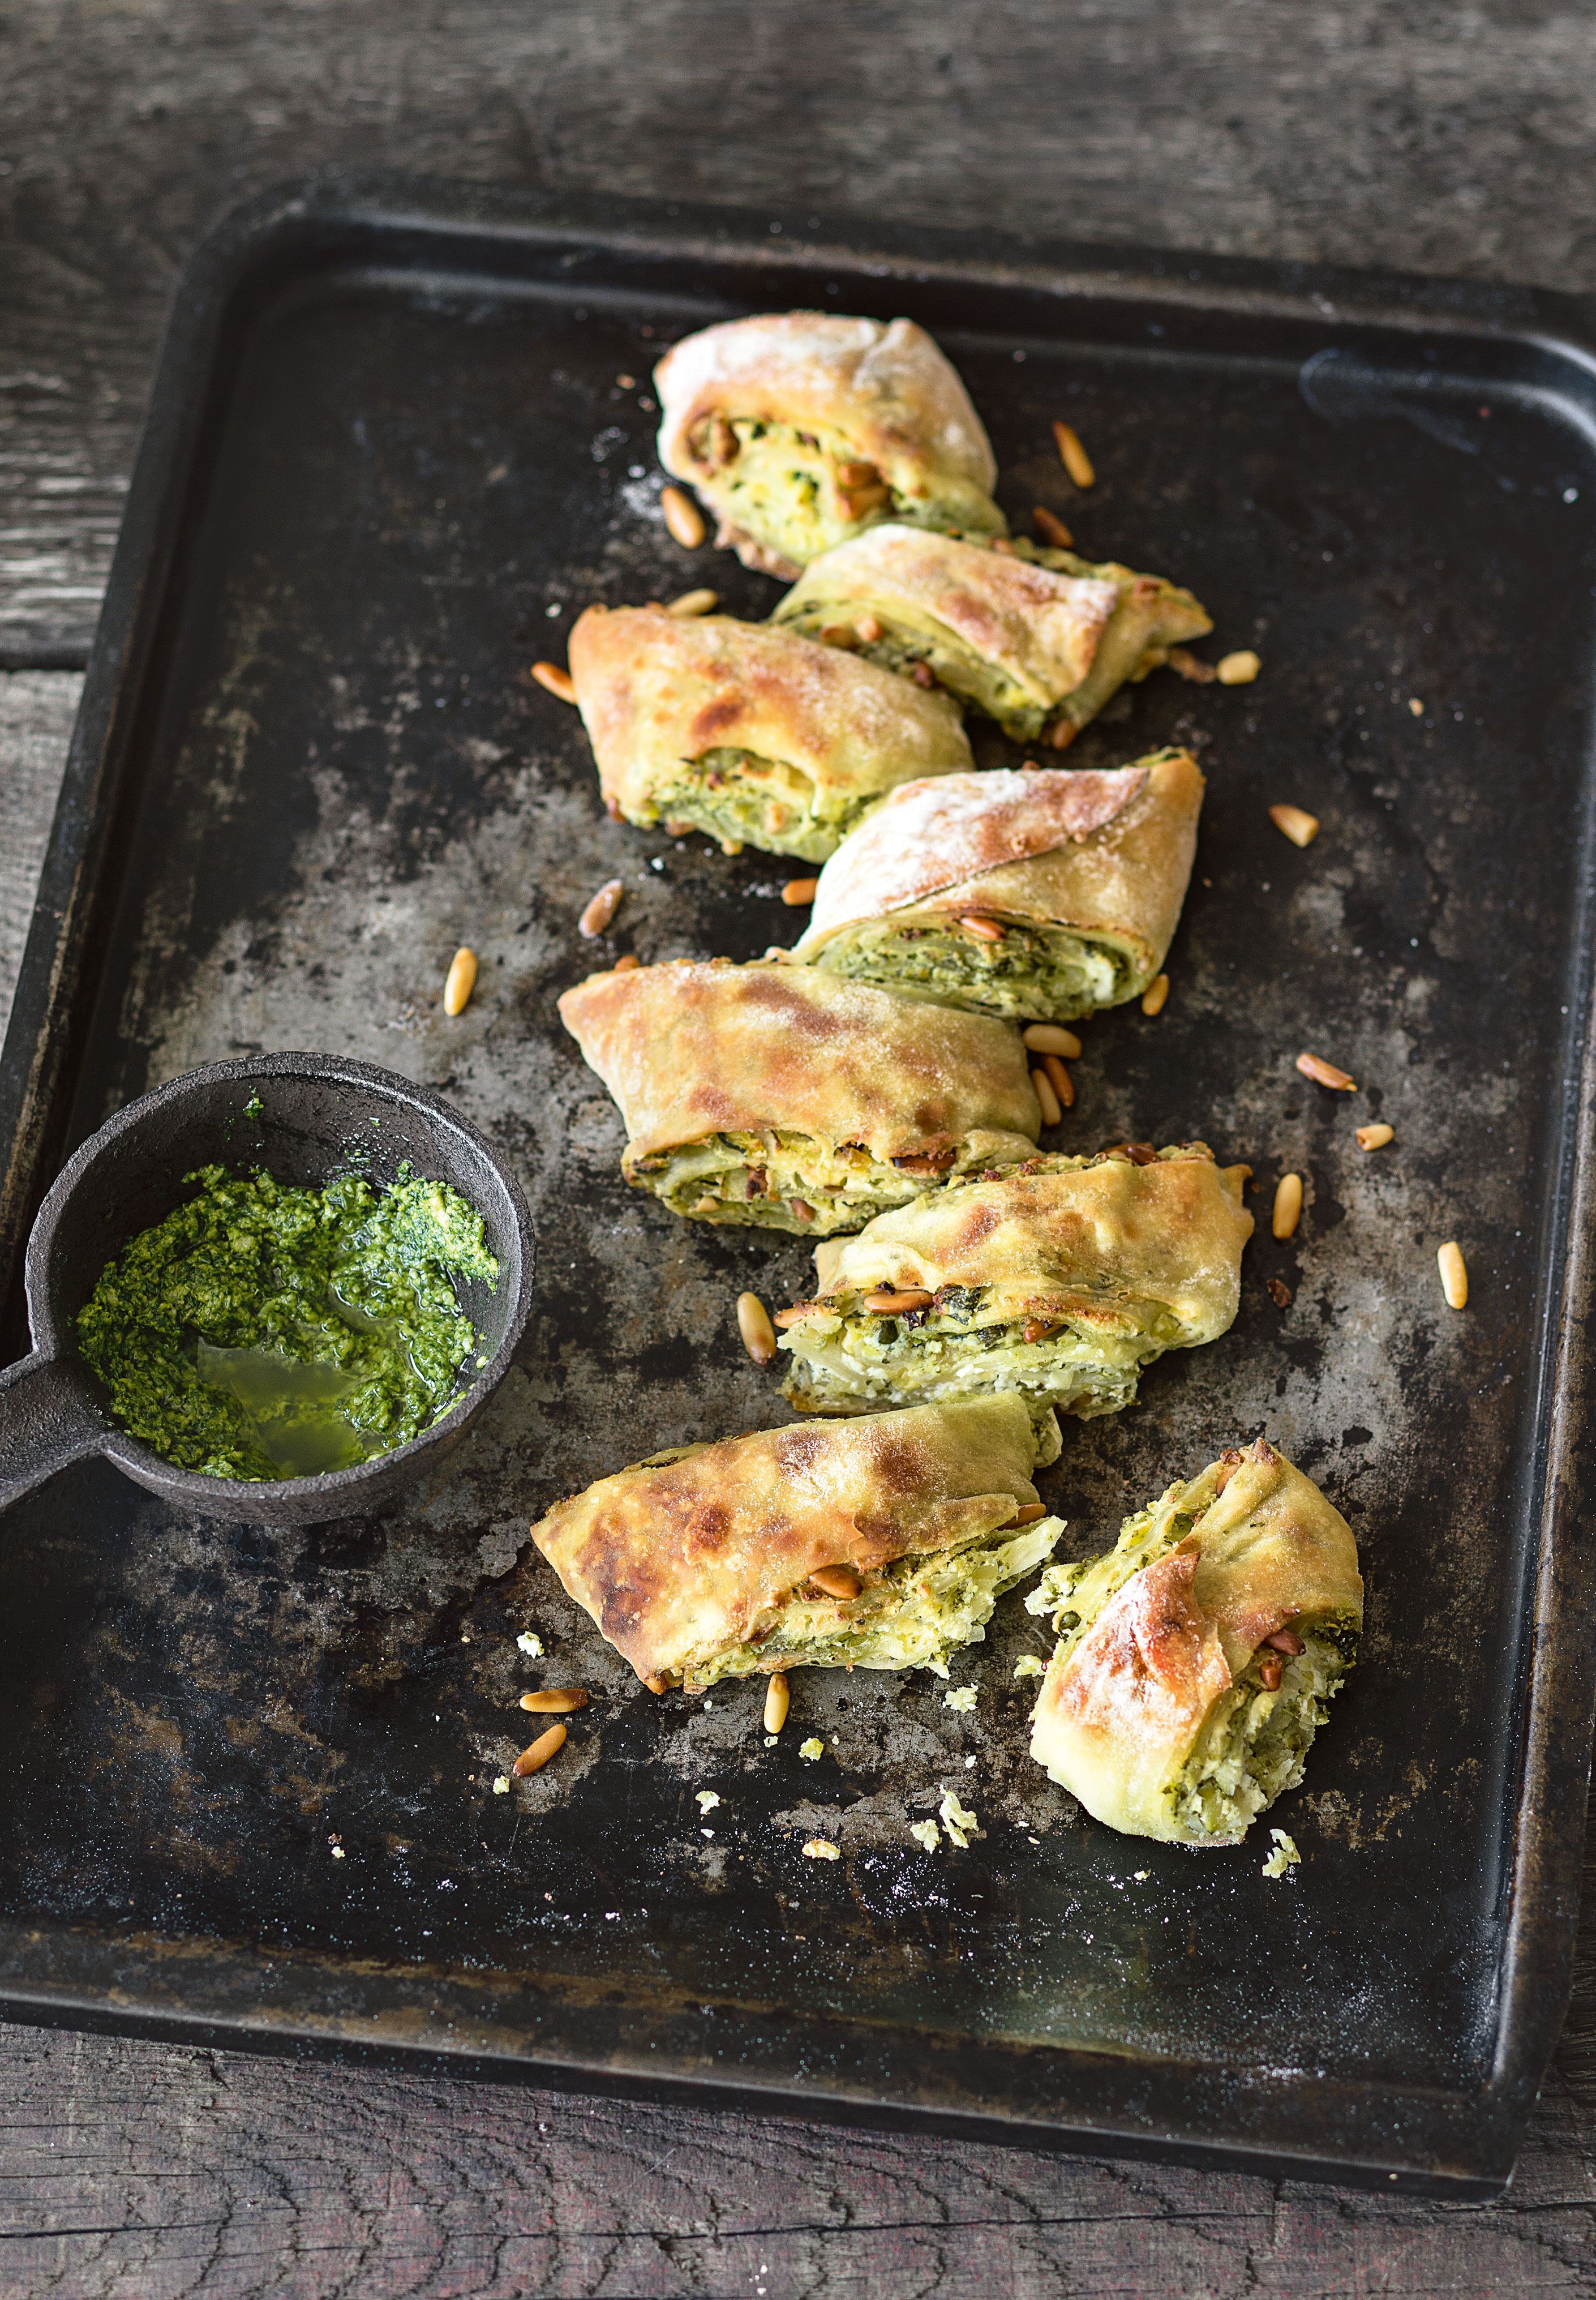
top-left (77, 1163), bottom-right (499, 1481)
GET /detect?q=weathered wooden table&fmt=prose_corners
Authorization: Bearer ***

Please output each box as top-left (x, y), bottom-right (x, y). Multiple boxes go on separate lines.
top-left (5, 6), bottom-right (1596, 2290)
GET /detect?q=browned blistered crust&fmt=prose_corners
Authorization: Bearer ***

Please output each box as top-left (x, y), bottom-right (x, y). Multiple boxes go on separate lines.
top-left (567, 605), bottom-right (972, 828)
top-left (530, 1395), bottom-right (1042, 1685)
top-left (557, 960), bottom-right (1041, 1170)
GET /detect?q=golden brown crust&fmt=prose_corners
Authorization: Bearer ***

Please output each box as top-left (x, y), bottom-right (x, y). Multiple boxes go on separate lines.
top-left (777, 525), bottom-right (1121, 709)
top-left (807, 1146), bottom-right (1252, 1331)
top-left (794, 749), bottom-right (1204, 987)
top-left (568, 605), bottom-right (972, 828)
top-left (654, 312), bottom-right (998, 501)
top-left (557, 960), bottom-right (1041, 1168)
top-left (531, 1395), bottom-right (1043, 1684)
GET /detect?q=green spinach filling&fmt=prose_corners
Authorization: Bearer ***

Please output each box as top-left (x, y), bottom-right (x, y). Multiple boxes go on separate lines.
top-left (644, 747), bottom-right (881, 863)
top-left (694, 416), bottom-right (1004, 568)
top-left (1011, 539), bottom-right (1212, 732)
top-left (806, 915), bottom-right (1140, 1021)
top-left (632, 1130), bottom-right (961, 1236)
top-left (78, 1163), bottom-right (498, 1481)
top-left (778, 608), bottom-right (1050, 738)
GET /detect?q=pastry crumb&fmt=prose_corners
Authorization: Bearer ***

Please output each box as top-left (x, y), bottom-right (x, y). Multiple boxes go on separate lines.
top-left (492, 1776), bottom-right (510, 1796)
top-left (695, 1789), bottom-right (721, 1813)
top-left (1012, 1654), bottom-right (1046, 1680)
top-left (516, 1631), bottom-right (544, 1658)
top-left (799, 1737), bottom-right (825, 1761)
top-left (943, 1685), bottom-right (977, 1712)
top-left (939, 1790), bottom-right (979, 1848)
top-left (801, 1838), bottom-right (840, 1861)
top-left (1262, 1827), bottom-right (1301, 1880)
top-left (909, 1819), bottom-right (942, 1853)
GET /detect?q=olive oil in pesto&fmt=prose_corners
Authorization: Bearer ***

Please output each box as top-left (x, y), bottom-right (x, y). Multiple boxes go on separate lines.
top-left (77, 1164), bottom-right (499, 1481)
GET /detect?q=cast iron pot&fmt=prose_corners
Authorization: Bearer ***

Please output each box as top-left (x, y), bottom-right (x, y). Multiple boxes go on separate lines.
top-left (0, 1053), bottom-right (536, 1523)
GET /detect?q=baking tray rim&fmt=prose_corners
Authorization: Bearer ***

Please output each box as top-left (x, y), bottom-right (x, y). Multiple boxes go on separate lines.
top-left (2, 170), bottom-right (1594, 2194)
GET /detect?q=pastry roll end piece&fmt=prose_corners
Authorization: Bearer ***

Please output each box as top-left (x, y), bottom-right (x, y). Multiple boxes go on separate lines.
top-left (779, 1142), bottom-right (1251, 1425)
top-left (774, 526), bottom-right (1211, 742)
top-left (654, 313), bottom-right (1006, 578)
top-left (791, 749), bottom-right (1204, 1022)
top-left (568, 606), bottom-right (972, 864)
top-left (1027, 1439), bottom-right (1362, 1844)
top-left (558, 959), bottom-right (1041, 1236)
top-left (531, 1393), bottom-right (1063, 1689)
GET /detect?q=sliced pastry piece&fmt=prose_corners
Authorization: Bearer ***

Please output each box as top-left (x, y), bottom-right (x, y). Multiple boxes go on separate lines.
top-left (777, 1143), bottom-right (1252, 1425)
top-left (1026, 1438), bottom-right (1362, 1845)
top-left (654, 312), bottom-right (1006, 578)
top-left (1011, 537), bottom-right (1213, 746)
top-left (790, 749), bottom-right (1204, 1021)
top-left (568, 605), bottom-right (972, 863)
top-left (531, 1393), bottom-right (1063, 1689)
top-left (558, 959), bottom-right (1041, 1236)
top-left (773, 525), bottom-right (1211, 743)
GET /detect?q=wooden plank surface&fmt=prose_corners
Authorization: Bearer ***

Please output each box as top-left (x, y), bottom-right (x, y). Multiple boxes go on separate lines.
top-left (5, 3), bottom-right (1596, 2289)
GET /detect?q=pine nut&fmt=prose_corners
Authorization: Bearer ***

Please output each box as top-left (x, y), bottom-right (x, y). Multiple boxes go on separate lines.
top-left (613, 953), bottom-right (640, 972)
top-left (444, 946), bottom-right (478, 1016)
top-left (1023, 1024), bottom-right (1082, 1059)
top-left (660, 486), bottom-right (706, 547)
top-left (666, 587), bottom-right (718, 616)
top-left (1040, 1053), bottom-right (1074, 1109)
top-left (1357, 1122), bottom-right (1395, 1150)
top-left (1272, 1172), bottom-right (1303, 1240)
top-left (532, 661), bottom-right (577, 703)
top-left (764, 1673), bottom-right (790, 1734)
top-left (790, 1198), bottom-right (816, 1223)
top-left (1032, 1067), bottom-right (1063, 1127)
top-left (737, 1291), bottom-right (777, 1365)
top-left (1217, 649), bottom-right (1262, 686)
top-left (579, 879), bottom-right (624, 938)
top-left (1297, 1051), bottom-right (1357, 1091)
top-left (1033, 505), bottom-right (1074, 547)
top-left (1264, 1629), bottom-right (1305, 1655)
top-left (1007, 1502), bottom-right (1046, 1524)
top-left (644, 1673), bottom-right (669, 1694)
top-left (782, 877), bottom-right (820, 906)
top-left (1269, 803), bottom-right (1320, 848)
top-left (520, 1689), bottom-right (589, 1712)
top-left (1053, 422), bottom-right (1095, 487)
top-left (1438, 1241), bottom-right (1468, 1310)
top-left (772, 1304), bottom-right (816, 1329)
top-left (855, 614), bottom-right (882, 643)
top-left (511, 1723), bottom-right (567, 1776)
top-left (810, 1564), bottom-right (863, 1600)
top-left (1141, 974), bottom-right (1170, 1017)
top-left (863, 1288), bottom-right (934, 1314)
top-left (959, 913), bottom-right (1005, 941)
top-left (1258, 1654), bottom-right (1284, 1690)
top-left (802, 1839), bottom-right (840, 1860)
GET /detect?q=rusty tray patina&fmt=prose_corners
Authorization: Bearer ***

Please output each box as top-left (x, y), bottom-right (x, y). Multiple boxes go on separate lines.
top-left (1, 177), bottom-right (1594, 2194)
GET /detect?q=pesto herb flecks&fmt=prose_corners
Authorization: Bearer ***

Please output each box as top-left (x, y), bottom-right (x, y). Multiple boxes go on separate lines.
top-left (77, 1164), bottom-right (498, 1481)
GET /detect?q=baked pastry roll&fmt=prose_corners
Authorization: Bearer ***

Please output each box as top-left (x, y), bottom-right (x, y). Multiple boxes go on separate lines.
top-left (531, 1394), bottom-right (1063, 1690)
top-left (773, 526), bottom-right (1211, 743)
top-left (790, 749), bottom-right (1203, 1022)
top-left (777, 1143), bottom-right (1251, 1424)
top-left (568, 605), bottom-right (972, 863)
top-left (654, 312), bottom-right (1006, 579)
top-left (558, 959), bottom-right (1041, 1236)
top-left (1026, 1439), bottom-right (1362, 1845)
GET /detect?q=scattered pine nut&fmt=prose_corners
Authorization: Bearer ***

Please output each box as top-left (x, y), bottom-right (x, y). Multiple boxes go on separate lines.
top-left (1033, 504), bottom-right (1074, 547)
top-left (802, 1839), bottom-right (840, 1860)
top-left (579, 878), bottom-right (625, 938)
top-left (660, 485), bottom-right (706, 547)
top-left (512, 1723), bottom-right (567, 1776)
top-left (1040, 1052), bottom-right (1074, 1108)
top-left (444, 946), bottom-right (478, 1017)
top-left (613, 953), bottom-right (640, 972)
top-left (1357, 1122), bottom-right (1395, 1151)
top-left (737, 1291), bottom-right (777, 1366)
top-left (1031, 1066), bottom-right (1063, 1127)
top-left (1297, 1051), bottom-right (1357, 1091)
top-left (1023, 1023), bottom-right (1082, 1059)
top-left (643, 1673), bottom-right (669, 1694)
top-left (1409, 697), bottom-right (1425, 718)
top-left (1166, 646), bottom-right (1217, 684)
top-left (616, 373), bottom-right (636, 389)
top-left (764, 1673), bottom-right (790, 1734)
top-left (1217, 650), bottom-right (1262, 686)
top-left (531, 661), bottom-right (577, 703)
top-left (1053, 421), bottom-right (1095, 487)
top-left (1272, 1172), bottom-right (1304, 1240)
top-left (959, 913), bottom-right (1006, 941)
top-left (1141, 973), bottom-right (1170, 1017)
top-left (666, 587), bottom-right (719, 616)
top-left (1438, 1241), bottom-right (1469, 1310)
top-left (782, 877), bottom-right (820, 906)
top-left (810, 1564), bottom-right (863, 1600)
top-left (1269, 804), bottom-right (1320, 848)
top-left (520, 1689), bottom-right (590, 1713)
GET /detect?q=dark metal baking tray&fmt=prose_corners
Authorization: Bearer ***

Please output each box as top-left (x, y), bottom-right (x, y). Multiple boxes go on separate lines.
top-left (2, 174), bottom-right (1594, 2196)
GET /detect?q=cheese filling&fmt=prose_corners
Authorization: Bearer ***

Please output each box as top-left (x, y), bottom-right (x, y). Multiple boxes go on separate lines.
top-left (804, 914), bottom-right (1141, 1021)
top-left (642, 747), bottom-right (882, 863)
top-left (630, 1130), bottom-right (982, 1237)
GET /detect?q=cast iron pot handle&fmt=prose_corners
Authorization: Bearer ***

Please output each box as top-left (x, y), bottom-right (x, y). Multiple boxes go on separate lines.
top-left (0, 1352), bottom-right (105, 1510)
